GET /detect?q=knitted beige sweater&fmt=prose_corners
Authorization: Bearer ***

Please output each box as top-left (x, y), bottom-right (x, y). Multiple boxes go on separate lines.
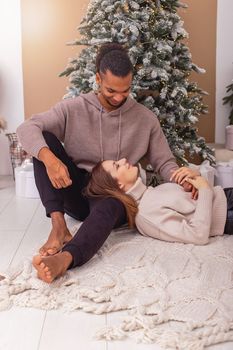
top-left (127, 178), bottom-right (227, 245)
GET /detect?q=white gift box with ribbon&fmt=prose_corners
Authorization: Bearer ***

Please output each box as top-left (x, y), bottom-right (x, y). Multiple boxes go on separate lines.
top-left (14, 160), bottom-right (39, 198)
top-left (214, 161), bottom-right (233, 188)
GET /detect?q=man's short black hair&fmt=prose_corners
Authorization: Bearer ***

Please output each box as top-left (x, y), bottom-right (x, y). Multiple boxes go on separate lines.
top-left (96, 43), bottom-right (133, 77)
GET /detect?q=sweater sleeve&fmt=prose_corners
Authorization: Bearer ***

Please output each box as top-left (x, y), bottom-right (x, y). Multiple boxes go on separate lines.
top-left (146, 117), bottom-right (178, 182)
top-left (136, 187), bottom-right (214, 245)
top-left (16, 101), bottom-right (67, 158)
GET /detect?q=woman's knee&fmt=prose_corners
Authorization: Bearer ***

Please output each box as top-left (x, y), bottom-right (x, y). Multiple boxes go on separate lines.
top-left (92, 197), bottom-right (127, 227)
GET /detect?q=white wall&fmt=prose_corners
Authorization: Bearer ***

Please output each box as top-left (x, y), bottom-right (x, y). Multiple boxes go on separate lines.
top-left (0, 0), bottom-right (24, 132)
top-left (0, 0), bottom-right (24, 175)
top-left (215, 0), bottom-right (233, 144)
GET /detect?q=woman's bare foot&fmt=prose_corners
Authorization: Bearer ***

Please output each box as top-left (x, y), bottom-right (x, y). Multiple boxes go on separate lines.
top-left (39, 212), bottom-right (73, 256)
top-left (32, 252), bottom-right (73, 283)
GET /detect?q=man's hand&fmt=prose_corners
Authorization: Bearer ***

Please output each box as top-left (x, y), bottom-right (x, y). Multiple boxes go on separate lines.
top-left (38, 147), bottom-right (72, 189)
top-left (170, 167), bottom-right (200, 200)
top-left (170, 166), bottom-right (200, 184)
top-left (46, 160), bottom-right (72, 189)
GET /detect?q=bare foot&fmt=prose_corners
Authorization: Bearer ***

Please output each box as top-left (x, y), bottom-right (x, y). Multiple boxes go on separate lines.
top-left (32, 252), bottom-right (73, 283)
top-left (39, 228), bottom-right (72, 256)
top-left (39, 212), bottom-right (72, 256)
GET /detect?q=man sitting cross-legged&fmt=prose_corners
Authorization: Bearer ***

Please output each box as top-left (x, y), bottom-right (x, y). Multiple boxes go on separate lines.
top-left (17, 43), bottom-right (197, 283)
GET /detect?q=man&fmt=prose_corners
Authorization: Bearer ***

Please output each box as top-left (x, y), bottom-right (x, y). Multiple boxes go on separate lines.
top-left (17, 43), bottom-right (198, 282)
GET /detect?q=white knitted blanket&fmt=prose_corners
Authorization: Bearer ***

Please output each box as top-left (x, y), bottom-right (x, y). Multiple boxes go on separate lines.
top-left (0, 226), bottom-right (233, 350)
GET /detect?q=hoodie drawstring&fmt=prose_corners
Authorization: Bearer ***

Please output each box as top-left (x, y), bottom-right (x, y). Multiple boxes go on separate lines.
top-left (99, 108), bottom-right (122, 162)
top-left (99, 107), bottom-right (104, 161)
top-left (117, 111), bottom-right (122, 161)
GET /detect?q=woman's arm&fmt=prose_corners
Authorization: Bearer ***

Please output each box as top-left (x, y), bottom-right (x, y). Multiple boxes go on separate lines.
top-left (136, 177), bottom-right (214, 245)
top-left (170, 167), bottom-right (201, 199)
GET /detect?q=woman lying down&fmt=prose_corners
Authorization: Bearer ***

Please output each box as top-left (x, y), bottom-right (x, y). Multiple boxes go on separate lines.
top-left (33, 158), bottom-right (233, 283)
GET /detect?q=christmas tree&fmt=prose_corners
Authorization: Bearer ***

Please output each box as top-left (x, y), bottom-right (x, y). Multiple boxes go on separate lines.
top-left (223, 80), bottom-right (233, 125)
top-left (60, 0), bottom-right (215, 165)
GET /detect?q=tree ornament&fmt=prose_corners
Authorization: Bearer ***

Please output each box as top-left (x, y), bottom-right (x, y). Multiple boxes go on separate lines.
top-left (123, 3), bottom-right (129, 12)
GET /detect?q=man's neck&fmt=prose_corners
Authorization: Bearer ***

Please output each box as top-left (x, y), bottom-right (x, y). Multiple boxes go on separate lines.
top-left (97, 94), bottom-right (114, 112)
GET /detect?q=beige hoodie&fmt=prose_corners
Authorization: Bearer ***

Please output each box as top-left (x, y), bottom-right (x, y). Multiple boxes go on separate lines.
top-left (127, 177), bottom-right (227, 245)
top-left (17, 92), bottom-right (178, 181)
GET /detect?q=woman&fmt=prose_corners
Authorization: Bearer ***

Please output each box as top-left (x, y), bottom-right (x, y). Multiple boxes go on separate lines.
top-left (86, 158), bottom-right (233, 245)
top-left (32, 159), bottom-right (232, 283)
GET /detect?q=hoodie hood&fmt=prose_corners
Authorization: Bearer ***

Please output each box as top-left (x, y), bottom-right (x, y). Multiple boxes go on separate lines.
top-left (79, 91), bottom-right (137, 116)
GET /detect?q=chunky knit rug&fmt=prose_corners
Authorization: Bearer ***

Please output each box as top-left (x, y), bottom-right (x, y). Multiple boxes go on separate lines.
top-left (0, 225), bottom-right (233, 350)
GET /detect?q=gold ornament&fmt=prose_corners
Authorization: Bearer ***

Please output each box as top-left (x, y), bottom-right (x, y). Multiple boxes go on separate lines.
top-left (124, 3), bottom-right (129, 12)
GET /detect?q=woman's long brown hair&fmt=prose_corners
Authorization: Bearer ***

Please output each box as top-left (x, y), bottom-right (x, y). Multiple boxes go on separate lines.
top-left (85, 162), bottom-right (138, 228)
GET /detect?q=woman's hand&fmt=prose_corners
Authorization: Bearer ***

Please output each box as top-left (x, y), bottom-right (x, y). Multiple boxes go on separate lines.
top-left (170, 166), bottom-right (200, 200)
top-left (182, 181), bottom-right (199, 200)
top-left (185, 176), bottom-right (210, 190)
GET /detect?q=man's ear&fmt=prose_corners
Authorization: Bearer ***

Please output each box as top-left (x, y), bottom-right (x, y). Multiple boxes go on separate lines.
top-left (96, 72), bottom-right (101, 85)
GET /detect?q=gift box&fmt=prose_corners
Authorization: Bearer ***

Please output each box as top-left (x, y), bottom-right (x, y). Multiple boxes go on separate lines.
top-left (214, 161), bottom-right (233, 188)
top-left (14, 160), bottom-right (39, 198)
top-left (225, 125), bottom-right (233, 150)
top-left (6, 133), bottom-right (27, 178)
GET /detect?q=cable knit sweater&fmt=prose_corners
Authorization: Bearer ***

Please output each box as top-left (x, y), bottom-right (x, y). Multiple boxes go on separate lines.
top-left (127, 178), bottom-right (227, 245)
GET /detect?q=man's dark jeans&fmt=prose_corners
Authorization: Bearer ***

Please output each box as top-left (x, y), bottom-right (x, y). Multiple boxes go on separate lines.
top-left (33, 132), bottom-right (127, 268)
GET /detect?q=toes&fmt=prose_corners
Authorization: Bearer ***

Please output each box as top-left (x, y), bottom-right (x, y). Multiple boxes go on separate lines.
top-left (33, 255), bottom-right (42, 267)
top-left (47, 247), bottom-right (59, 255)
top-left (39, 247), bottom-right (48, 256)
top-left (41, 251), bottom-right (48, 257)
top-left (43, 270), bottom-right (53, 283)
top-left (40, 262), bottom-right (46, 269)
top-left (46, 276), bottom-right (53, 283)
top-left (46, 272), bottom-right (52, 280)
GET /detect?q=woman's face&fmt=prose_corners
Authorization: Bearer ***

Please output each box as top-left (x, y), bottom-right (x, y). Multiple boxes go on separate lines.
top-left (102, 158), bottom-right (138, 191)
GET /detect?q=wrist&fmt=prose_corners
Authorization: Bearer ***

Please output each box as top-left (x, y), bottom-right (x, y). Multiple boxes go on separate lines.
top-left (200, 184), bottom-right (211, 189)
top-left (38, 147), bottom-right (59, 167)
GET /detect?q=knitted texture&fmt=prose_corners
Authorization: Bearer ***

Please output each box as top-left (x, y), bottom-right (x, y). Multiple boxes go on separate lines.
top-left (0, 225), bottom-right (233, 349)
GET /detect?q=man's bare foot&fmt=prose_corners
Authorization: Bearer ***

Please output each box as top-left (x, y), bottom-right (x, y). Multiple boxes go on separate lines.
top-left (39, 212), bottom-right (73, 256)
top-left (39, 229), bottom-right (72, 256)
top-left (32, 252), bottom-right (73, 283)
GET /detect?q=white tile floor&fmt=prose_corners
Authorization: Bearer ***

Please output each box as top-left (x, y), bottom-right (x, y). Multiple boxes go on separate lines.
top-left (0, 175), bottom-right (232, 350)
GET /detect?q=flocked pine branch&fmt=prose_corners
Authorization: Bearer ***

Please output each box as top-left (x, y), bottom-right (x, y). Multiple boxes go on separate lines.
top-left (223, 80), bottom-right (233, 125)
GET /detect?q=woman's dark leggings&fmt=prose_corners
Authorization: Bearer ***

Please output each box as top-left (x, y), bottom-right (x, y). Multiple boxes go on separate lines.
top-left (224, 188), bottom-right (233, 235)
top-left (33, 132), bottom-right (127, 268)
